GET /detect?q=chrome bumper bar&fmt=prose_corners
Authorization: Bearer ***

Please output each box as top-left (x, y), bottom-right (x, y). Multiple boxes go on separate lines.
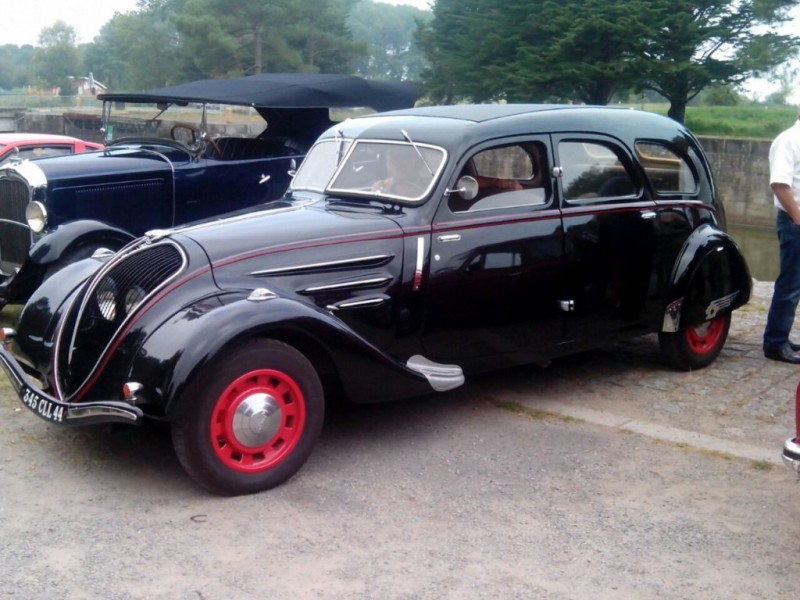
top-left (782, 437), bottom-right (800, 476)
top-left (0, 344), bottom-right (143, 426)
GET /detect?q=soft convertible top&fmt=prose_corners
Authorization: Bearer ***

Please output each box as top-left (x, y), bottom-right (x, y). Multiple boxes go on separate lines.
top-left (99, 73), bottom-right (418, 112)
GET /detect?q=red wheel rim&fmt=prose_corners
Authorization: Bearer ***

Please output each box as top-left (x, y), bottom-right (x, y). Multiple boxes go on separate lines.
top-left (684, 315), bottom-right (725, 356)
top-left (210, 369), bottom-right (306, 473)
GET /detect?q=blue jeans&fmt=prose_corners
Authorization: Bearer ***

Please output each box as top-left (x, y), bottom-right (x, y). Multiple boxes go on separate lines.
top-left (764, 210), bottom-right (800, 349)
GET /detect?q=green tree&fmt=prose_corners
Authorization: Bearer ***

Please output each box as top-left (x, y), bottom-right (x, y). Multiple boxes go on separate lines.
top-left (637, 0), bottom-right (799, 122)
top-left (174, 0), bottom-right (363, 76)
top-left (32, 21), bottom-right (82, 92)
top-left (700, 84), bottom-right (742, 106)
top-left (418, 0), bottom-right (799, 121)
top-left (285, 0), bottom-right (364, 73)
top-left (0, 45), bottom-right (34, 89)
top-left (417, 0), bottom-right (655, 104)
top-left (85, 2), bottom-right (191, 91)
top-left (348, 0), bottom-right (431, 80)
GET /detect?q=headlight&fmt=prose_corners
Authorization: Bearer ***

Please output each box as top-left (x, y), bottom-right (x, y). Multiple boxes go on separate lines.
top-left (124, 286), bottom-right (147, 314)
top-left (25, 201), bottom-right (47, 233)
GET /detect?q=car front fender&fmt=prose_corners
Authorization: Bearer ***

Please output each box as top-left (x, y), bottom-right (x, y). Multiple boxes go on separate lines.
top-left (28, 220), bottom-right (135, 265)
top-left (128, 293), bottom-right (434, 417)
top-left (662, 224), bottom-right (752, 332)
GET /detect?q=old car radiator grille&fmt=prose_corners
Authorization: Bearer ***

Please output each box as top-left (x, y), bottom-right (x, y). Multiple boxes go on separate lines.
top-left (0, 178), bottom-right (33, 267)
top-left (56, 241), bottom-right (186, 399)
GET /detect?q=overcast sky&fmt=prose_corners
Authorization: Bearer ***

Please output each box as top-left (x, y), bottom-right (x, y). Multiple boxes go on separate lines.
top-left (0, 0), bottom-right (431, 46)
top-left (0, 0), bottom-right (794, 101)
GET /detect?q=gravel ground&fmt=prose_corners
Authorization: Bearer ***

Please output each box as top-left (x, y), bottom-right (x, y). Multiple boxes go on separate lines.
top-left (0, 280), bottom-right (798, 599)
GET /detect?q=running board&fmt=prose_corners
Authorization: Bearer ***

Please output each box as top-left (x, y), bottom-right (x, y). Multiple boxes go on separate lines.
top-left (406, 355), bottom-right (464, 392)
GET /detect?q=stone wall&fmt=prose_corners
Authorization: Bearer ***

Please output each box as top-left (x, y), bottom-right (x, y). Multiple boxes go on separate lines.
top-left (698, 136), bottom-right (774, 228)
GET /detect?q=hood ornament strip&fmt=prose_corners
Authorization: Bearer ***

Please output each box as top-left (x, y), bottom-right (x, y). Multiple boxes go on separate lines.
top-left (250, 253), bottom-right (393, 277)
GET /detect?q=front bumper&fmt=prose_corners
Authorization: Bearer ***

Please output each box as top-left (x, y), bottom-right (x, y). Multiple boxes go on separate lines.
top-left (0, 344), bottom-right (143, 426)
top-left (782, 437), bottom-right (800, 476)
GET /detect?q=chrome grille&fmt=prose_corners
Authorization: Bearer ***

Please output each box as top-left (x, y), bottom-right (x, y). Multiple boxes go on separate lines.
top-left (0, 178), bottom-right (33, 268)
top-left (56, 241), bottom-right (186, 399)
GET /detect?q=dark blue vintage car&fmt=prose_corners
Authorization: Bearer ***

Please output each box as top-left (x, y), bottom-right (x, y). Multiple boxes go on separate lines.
top-left (0, 104), bottom-right (751, 495)
top-left (0, 73), bottom-right (416, 309)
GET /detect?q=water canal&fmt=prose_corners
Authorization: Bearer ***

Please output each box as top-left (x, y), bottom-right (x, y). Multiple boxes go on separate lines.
top-left (728, 223), bottom-right (777, 282)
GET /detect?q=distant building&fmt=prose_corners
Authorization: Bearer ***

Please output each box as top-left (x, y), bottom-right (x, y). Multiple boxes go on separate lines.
top-left (69, 73), bottom-right (107, 96)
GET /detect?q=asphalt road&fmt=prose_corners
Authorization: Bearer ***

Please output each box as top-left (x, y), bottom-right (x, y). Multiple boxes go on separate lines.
top-left (0, 281), bottom-right (798, 599)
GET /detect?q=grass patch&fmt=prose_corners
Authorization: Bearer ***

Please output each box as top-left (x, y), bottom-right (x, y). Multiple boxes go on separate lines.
top-left (750, 460), bottom-right (775, 471)
top-left (492, 399), bottom-right (580, 423)
top-left (625, 103), bottom-right (797, 139)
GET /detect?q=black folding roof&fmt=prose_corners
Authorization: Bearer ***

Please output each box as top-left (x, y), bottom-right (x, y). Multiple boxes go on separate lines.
top-left (99, 73), bottom-right (418, 112)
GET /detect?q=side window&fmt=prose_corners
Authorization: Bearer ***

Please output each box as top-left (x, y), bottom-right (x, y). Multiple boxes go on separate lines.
top-left (450, 142), bottom-right (549, 213)
top-left (559, 141), bottom-right (636, 201)
top-left (635, 141), bottom-right (697, 194)
top-left (16, 145), bottom-right (74, 160)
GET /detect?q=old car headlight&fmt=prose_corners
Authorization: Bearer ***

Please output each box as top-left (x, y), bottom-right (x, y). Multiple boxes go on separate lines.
top-left (25, 201), bottom-right (48, 233)
top-left (95, 279), bottom-right (118, 321)
top-left (124, 286), bottom-right (147, 315)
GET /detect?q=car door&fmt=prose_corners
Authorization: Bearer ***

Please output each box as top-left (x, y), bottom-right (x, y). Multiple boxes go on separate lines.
top-left (173, 154), bottom-right (299, 224)
top-left (555, 134), bottom-right (660, 343)
top-left (422, 137), bottom-right (566, 365)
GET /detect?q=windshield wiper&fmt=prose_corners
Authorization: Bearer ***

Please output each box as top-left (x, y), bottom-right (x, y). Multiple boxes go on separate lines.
top-left (401, 129), bottom-right (434, 177)
top-left (335, 129), bottom-right (345, 166)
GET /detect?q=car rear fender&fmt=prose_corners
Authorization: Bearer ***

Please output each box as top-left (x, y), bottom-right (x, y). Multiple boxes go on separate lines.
top-left (662, 224), bottom-right (752, 332)
top-left (28, 220), bottom-right (136, 265)
top-left (135, 294), bottom-right (434, 418)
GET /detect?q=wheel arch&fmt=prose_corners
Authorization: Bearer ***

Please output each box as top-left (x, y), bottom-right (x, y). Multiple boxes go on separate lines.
top-left (662, 224), bottom-right (752, 332)
top-left (28, 220), bottom-right (135, 266)
top-left (135, 295), bottom-right (431, 419)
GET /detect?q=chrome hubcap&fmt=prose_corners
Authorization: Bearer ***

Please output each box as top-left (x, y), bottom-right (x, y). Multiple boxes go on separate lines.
top-left (231, 393), bottom-right (281, 447)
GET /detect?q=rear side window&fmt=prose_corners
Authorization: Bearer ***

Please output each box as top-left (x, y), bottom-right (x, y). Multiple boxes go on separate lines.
top-left (635, 141), bottom-right (697, 194)
top-left (559, 141), bottom-right (636, 201)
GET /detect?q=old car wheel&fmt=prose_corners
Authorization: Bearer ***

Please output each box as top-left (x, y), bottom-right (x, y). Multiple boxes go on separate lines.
top-left (172, 339), bottom-right (324, 495)
top-left (658, 313), bottom-right (730, 371)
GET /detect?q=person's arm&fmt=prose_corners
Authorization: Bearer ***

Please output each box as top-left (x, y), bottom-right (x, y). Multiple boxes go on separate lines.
top-left (772, 182), bottom-right (800, 224)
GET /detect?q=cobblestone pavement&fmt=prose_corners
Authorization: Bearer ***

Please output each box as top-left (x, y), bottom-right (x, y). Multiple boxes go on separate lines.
top-left (469, 280), bottom-right (795, 462)
top-left (1, 280), bottom-right (799, 600)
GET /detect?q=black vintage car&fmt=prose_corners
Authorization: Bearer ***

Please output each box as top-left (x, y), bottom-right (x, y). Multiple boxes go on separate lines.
top-left (0, 73), bottom-right (416, 309)
top-left (0, 104), bottom-right (752, 495)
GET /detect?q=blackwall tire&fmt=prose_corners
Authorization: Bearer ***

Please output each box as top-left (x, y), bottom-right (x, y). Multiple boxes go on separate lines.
top-left (171, 339), bottom-right (324, 495)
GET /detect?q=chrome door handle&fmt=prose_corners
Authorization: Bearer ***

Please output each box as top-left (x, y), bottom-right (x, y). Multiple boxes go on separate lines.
top-left (641, 211), bottom-right (656, 220)
top-left (437, 234), bottom-right (461, 242)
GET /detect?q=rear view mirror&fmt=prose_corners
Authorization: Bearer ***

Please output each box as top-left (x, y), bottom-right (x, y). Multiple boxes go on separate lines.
top-left (455, 175), bottom-right (479, 200)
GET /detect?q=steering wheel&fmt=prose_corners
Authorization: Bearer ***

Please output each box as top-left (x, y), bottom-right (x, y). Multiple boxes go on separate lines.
top-left (170, 124), bottom-right (222, 158)
top-left (392, 179), bottom-right (426, 197)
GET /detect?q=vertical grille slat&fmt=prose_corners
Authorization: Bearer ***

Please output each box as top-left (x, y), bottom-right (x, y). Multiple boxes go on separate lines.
top-left (56, 240), bottom-right (186, 399)
top-left (0, 178), bottom-right (33, 268)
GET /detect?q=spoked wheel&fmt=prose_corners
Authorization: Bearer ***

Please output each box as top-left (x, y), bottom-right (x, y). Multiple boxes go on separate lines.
top-left (659, 312), bottom-right (731, 371)
top-left (172, 339), bottom-right (324, 495)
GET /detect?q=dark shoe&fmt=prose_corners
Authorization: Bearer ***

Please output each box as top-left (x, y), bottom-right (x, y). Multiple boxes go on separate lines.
top-left (764, 345), bottom-right (800, 364)
top-left (790, 341), bottom-right (800, 352)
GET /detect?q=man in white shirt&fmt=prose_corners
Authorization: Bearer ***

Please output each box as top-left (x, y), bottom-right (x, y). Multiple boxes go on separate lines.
top-left (763, 114), bottom-right (800, 363)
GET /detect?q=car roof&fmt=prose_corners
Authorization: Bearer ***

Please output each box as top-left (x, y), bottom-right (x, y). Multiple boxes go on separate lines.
top-left (328, 104), bottom-right (694, 151)
top-left (99, 73), bottom-right (418, 112)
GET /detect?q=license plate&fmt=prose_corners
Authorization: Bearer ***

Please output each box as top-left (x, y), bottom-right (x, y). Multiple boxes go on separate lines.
top-left (20, 384), bottom-right (65, 423)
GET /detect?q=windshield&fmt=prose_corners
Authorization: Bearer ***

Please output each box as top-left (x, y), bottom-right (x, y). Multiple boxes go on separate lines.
top-left (291, 139), bottom-right (352, 192)
top-left (292, 138), bottom-right (447, 203)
